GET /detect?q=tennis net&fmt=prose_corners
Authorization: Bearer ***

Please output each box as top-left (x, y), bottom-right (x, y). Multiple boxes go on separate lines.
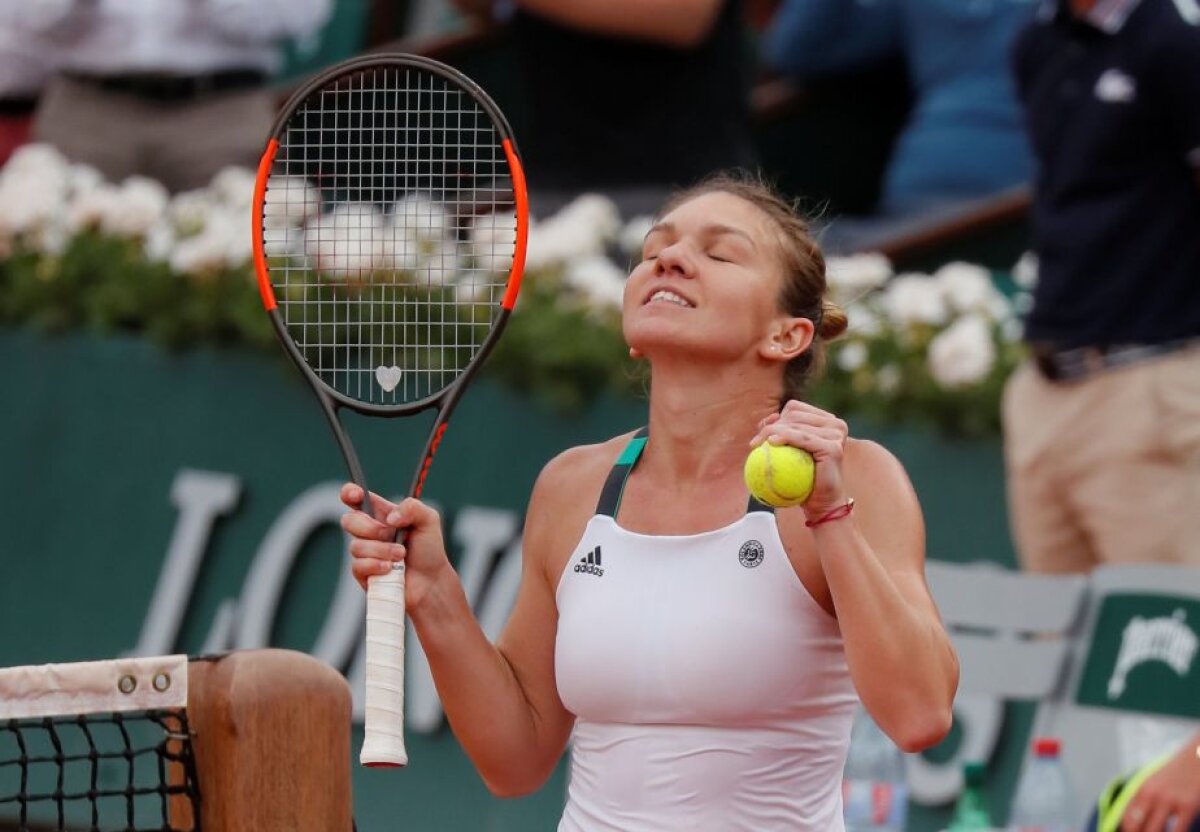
top-left (0, 649), bottom-right (353, 832)
top-left (0, 655), bottom-right (198, 831)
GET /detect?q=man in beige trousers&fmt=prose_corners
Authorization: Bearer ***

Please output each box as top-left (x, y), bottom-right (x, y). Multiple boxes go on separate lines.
top-left (4, 0), bottom-right (331, 193)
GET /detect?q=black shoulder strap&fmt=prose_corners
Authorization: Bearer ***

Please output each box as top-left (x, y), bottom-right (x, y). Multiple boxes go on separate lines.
top-left (595, 427), bottom-right (775, 517)
top-left (595, 427), bottom-right (649, 517)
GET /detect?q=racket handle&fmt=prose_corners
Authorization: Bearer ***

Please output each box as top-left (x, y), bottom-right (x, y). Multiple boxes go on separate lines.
top-left (361, 563), bottom-right (408, 767)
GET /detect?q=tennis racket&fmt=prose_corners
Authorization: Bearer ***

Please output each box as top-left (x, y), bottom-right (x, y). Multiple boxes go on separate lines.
top-left (251, 54), bottom-right (528, 768)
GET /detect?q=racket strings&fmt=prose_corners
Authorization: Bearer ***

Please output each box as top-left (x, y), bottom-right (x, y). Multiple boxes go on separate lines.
top-left (261, 65), bottom-right (518, 406)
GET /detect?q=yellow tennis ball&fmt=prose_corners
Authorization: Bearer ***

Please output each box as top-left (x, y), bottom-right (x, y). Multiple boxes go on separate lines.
top-left (744, 442), bottom-right (815, 507)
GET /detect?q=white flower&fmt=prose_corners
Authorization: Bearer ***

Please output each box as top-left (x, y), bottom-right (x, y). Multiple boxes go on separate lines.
top-left (454, 271), bottom-right (499, 305)
top-left (0, 144), bottom-right (72, 245)
top-left (169, 210), bottom-right (250, 276)
top-left (67, 164), bottom-right (104, 198)
top-left (527, 193), bottom-right (621, 269)
top-left (618, 214), bottom-right (655, 257)
top-left (927, 314), bottom-right (996, 388)
top-left (875, 364), bottom-right (902, 395)
top-left (836, 340), bottom-right (869, 372)
top-left (3, 143), bottom-right (70, 195)
top-left (209, 166), bottom-right (256, 213)
top-left (826, 253), bottom-right (892, 304)
top-left (411, 240), bottom-right (463, 286)
top-left (169, 190), bottom-right (215, 237)
top-left (846, 304), bottom-right (884, 338)
top-left (65, 184), bottom-right (123, 234)
top-left (1012, 251), bottom-right (1039, 289)
top-left (564, 254), bottom-right (626, 310)
top-left (882, 273), bottom-right (948, 328)
top-left (926, 259), bottom-right (1003, 316)
top-left (375, 224), bottom-right (420, 274)
top-left (391, 193), bottom-right (451, 248)
top-left (468, 211), bottom-right (518, 274)
top-left (525, 220), bottom-right (584, 270)
top-left (104, 176), bottom-right (169, 238)
top-left (556, 194), bottom-right (621, 242)
top-left (262, 224), bottom-right (305, 259)
top-left (0, 173), bottom-right (64, 239)
top-left (379, 194), bottom-right (455, 275)
top-left (1001, 316), bottom-right (1024, 343)
top-left (143, 222), bottom-right (176, 263)
top-left (263, 175), bottom-right (321, 228)
top-left (303, 203), bottom-right (386, 279)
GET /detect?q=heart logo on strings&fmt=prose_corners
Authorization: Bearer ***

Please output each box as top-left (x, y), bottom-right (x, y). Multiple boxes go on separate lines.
top-left (375, 365), bottom-right (403, 392)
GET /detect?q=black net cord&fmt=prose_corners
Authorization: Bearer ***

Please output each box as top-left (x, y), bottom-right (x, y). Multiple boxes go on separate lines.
top-left (112, 714), bottom-right (135, 829)
top-left (75, 717), bottom-right (100, 831)
top-left (41, 721), bottom-right (64, 830)
top-left (14, 720), bottom-right (29, 829)
top-left (1, 709), bottom-right (200, 832)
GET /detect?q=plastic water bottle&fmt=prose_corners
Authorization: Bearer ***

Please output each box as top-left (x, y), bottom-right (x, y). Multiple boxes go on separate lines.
top-left (1007, 737), bottom-right (1078, 832)
top-left (843, 708), bottom-right (908, 832)
top-left (946, 761), bottom-right (994, 831)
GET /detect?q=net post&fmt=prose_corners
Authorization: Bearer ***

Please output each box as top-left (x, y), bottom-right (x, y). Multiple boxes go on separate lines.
top-left (183, 649), bottom-right (353, 831)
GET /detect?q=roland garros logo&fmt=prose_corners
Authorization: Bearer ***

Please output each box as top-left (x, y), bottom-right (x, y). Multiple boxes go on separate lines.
top-left (1108, 609), bottom-right (1198, 699)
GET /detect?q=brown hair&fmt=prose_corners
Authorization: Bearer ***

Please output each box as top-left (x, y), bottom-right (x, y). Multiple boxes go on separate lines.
top-left (658, 170), bottom-right (847, 403)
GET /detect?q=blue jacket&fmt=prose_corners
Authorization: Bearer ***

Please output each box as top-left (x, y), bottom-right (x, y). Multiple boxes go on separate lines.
top-left (764, 0), bottom-right (1037, 215)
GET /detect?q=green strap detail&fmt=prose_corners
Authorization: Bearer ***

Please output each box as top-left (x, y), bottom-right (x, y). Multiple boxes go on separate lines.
top-left (616, 436), bottom-right (647, 466)
top-left (597, 427), bottom-right (772, 518)
top-left (612, 432), bottom-right (648, 516)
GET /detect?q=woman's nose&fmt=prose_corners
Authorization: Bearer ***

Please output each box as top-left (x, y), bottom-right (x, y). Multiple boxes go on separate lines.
top-left (655, 241), bottom-right (695, 277)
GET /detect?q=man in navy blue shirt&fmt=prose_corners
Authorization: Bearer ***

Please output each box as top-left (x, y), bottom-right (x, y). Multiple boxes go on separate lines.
top-left (1004, 0), bottom-right (1200, 569)
top-left (1004, 0), bottom-right (1200, 820)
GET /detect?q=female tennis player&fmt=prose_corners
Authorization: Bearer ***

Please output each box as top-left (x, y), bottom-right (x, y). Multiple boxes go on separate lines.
top-left (341, 172), bottom-right (959, 829)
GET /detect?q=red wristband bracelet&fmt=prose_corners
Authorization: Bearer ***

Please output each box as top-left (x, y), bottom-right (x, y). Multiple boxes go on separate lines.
top-left (805, 498), bottom-right (856, 528)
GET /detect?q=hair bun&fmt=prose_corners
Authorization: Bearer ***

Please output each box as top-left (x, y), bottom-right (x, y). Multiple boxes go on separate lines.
top-left (818, 300), bottom-right (848, 341)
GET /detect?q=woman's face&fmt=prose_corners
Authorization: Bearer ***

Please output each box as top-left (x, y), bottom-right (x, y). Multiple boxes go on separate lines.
top-left (623, 190), bottom-right (790, 364)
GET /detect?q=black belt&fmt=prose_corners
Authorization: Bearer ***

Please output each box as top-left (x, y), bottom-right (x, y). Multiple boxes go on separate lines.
top-left (0, 97), bottom-right (38, 116)
top-left (64, 69), bottom-right (266, 102)
top-left (1032, 338), bottom-right (1200, 382)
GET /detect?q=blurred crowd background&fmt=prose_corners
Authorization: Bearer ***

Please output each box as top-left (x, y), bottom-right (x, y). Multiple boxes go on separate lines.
top-left (0, 0), bottom-right (1038, 245)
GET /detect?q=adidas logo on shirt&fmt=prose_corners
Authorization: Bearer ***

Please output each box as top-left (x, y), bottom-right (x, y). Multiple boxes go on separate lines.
top-left (574, 546), bottom-right (604, 577)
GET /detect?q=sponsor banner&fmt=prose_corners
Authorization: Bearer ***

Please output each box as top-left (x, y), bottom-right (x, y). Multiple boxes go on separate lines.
top-left (1077, 594), bottom-right (1200, 718)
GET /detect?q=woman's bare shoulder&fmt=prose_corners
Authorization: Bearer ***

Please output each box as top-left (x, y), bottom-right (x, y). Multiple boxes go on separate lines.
top-left (535, 432), bottom-right (638, 497)
top-left (844, 437), bottom-right (918, 503)
top-left (523, 431), bottom-right (643, 571)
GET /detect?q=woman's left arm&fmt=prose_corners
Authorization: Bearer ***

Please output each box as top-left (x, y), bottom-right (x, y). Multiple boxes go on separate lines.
top-left (754, 401), bottom-right (958, 752)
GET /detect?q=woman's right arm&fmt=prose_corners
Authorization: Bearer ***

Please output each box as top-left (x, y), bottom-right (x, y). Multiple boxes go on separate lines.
top-left (341, 451), bottom-right (585, 795)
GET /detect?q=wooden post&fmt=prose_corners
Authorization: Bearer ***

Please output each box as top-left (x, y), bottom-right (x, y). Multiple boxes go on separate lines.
top-left (172, 650), bottom-right (353, 831)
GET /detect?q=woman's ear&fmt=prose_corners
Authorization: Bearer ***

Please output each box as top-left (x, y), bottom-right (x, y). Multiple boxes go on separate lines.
top-left (760, 317), bottom-right (814, 361)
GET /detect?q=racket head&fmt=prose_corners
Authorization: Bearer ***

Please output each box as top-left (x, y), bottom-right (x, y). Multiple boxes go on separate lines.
top-left (252, 54), bottom-right (529, 416)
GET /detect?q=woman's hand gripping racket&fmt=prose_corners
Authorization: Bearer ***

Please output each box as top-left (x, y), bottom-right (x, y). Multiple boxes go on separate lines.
top-left (251, 54), bottom-right (528, 767)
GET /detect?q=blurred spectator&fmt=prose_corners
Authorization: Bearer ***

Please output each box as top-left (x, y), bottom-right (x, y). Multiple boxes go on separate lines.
top-left (1086, 738), bottom-right (1200, 831)
top-left (2, 0), bottom-right (332, 193)
top-left (0, 21), bottom-right (51, 165)
top-left (451, 0), bottom-right (757, 216)
top-left (1007, 0), bottom-right (1200, 823)
top-left (763, 0), bottom-right (1036, 219)
top-left (1002, 0), bottom-right (1200, 575)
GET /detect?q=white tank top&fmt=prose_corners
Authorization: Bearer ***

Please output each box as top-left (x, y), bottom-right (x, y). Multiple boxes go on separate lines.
top-left (554, 430), bottom-right (859, 831)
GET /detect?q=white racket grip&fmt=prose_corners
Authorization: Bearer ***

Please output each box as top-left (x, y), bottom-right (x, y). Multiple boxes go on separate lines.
top-left (361, 562), bottom-right (408, 767)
